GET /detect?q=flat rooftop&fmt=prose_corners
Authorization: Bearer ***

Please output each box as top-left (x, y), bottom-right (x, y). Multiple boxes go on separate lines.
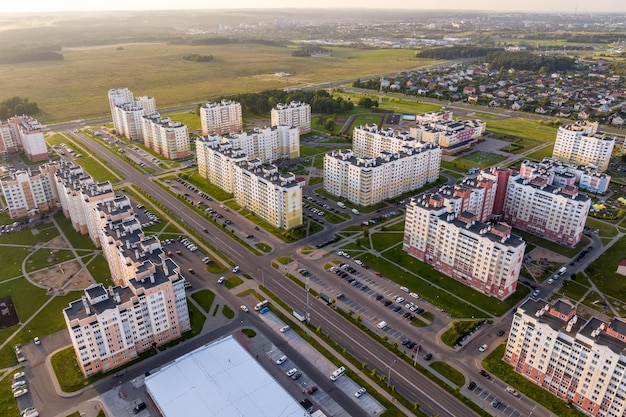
top-left (145, 335), bottom-right (305, 417)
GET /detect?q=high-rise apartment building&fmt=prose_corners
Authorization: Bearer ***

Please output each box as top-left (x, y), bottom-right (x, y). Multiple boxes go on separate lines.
top-left (141, 114), bottom-right (190, 159)
top-left (403, 194), bottom-right (525, 299)
top-left (0, 116), bottom-right (48, 161)
top-left (218, 125), bottom-right (300, 161)
top-left (323, 146), bottom-right (441, 206)
top-left (108, 88), bottom-right (157, 141)
top-left (0, 164), bottom-right (60, 219)
top-left (553, 121), bottom-right (615, 172)
top-left (199, 100), bottom-right (242, 136)
top-left (196, 138), bottom-right (302, 229)
top-left (271, 101), bottom-right (311, 134)
top-left (505, 298), bottom-right (626, 417)
top-left (502, 175), bottom-right (590, 247)
top-left (59, 165), bottom-right (190, 377)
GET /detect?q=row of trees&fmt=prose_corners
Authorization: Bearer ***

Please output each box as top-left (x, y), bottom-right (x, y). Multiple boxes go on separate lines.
top-left (415, 46), bottom-right (502, 60)
top-left (182, 54), bottom-right (214, 62)
top-left (208, 89), bottom-right (354, 116)
top-left (0, 97), bottom-right (39, 120)
top-left (485, 51), bottom-right (576, 72)
top-left (0, 51), bottom-right (63, 65)
top-left (352, 78), bottom-right (381, 90)
top-left (291, 46), bottom-right (332, 57)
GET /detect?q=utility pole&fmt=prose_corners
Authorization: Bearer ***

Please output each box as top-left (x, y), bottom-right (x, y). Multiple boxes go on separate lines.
top-left (305, 276), bottom-right (310, 325)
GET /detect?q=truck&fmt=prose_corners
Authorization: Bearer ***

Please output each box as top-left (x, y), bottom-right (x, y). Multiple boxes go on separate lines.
top-left (293, 309), bottom-right (306, 322)
top-left (351, 208), bottom-right (360, 215)
top-left (320, 292), bottom-right (332, 304)
top-left (337, 202), bottom-right (346, 209)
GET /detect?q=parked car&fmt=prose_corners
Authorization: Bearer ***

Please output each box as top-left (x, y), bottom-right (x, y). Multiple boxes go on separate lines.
top-left (276, 355), bottom-right (287, 365)
top-left (133, 402), bottom-right (147, 414)
top-left (306, 385), bottom-right (318, 395)
top-left (218, 276), bottom-right (226, 284)
top-left (468, 381), bottom-right (477, 390)
top-left (280, 325), bottom-right (290, 333)
top-left (479, 344), bottom-right (488, 352)
top-left (354, 387), bottom-right (367, 398)
top-left (240, 305), bottom-right (249, 313)
top-left (286, 368), bottom-right (297, 377)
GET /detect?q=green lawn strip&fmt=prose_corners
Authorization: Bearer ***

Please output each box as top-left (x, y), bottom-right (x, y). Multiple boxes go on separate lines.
top-left (258, 287), bottom-right (424, 417)
top-left (242, 328), bottom-right (257, 338)
top-left (276, 256), bottom-right (293, 265)
top-left (0, 225), bottom-right (60, 246)
top-left (74, 154), bottom-right (121, 183)
top-left (180, 171), bottom-right (233, 201)
top-left (351, 114), bottom-right (385, 128)
top-left (371, 232), bottom-right (403, 252)
top-left (580, 291), bottom-right (611, 315)
top-left (0, 246), bottom-right (30, 282)
top-left (225, 275), bottom-right (244, 289)
top-left (380, 246), bottom-right (529, 317)
top-left (162, 111), bottom-right (202, 132)
top-left (450, 152), bottom-right (507, 170)
top-left (222, 304), bottom-right (234, 319)
top-left (53, 212), bottom-right (97, 249)
top-left (225, 200), bottom-right (241, 211)
top-left (312, 155), bottom-right (325, 170)
top-left (429, 362), bottom-right (465, 387)
top-left (485, 118), bottom-right (558, 142)
top-left (483, 344), bottom-right (587, 417)
top-left (584, 217), bottom-right (619, 238)
top-left (341, 225), bottom-right (363, 232)
top-left (525, 143), bottom-right (555, 161)
top-left (190, 289), bottom-right (216, 314)
top-left (254, 242), bottom-right (272, 253)
top-left (87, 254), bottom-right (114, 287)
top-left (0, 277), bottom-right (49, 339)
top-left (206, 262), bottom-right (229, 274)
top-left (25, 249), bottom-right (74, 273)
top-left (440, 320), bottom-right (484, 348)
top-left (557, 280), bottom-right (590, 301)
top-left (238, 208), bottom-right (322, 243)
top-left (440, 161), bottom-right (468, 175)
top-left (299, 145), bottom-right (330, 158)
top-left (584, 235), bottom-right (626, 300)
top-left (384, 220), bottom-right (406, 232)
top-left (0, 292), bottom-right (78, 368)
top-left (0, 371), bottom-right (20, 416)
top-left (308, 176), bottom-right (323, 186)
top-left (514, 228), bottom-right (589, 258)
top-left (66, 412), bottom-right (81, 417)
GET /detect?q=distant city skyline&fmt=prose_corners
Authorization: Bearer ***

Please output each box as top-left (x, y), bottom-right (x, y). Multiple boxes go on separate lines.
top-left (3, 0), bottom-right (624, 14)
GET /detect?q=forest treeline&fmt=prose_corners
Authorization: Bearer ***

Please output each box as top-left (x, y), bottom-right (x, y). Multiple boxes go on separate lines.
top-left (0, 97), bottom-right (40, 120)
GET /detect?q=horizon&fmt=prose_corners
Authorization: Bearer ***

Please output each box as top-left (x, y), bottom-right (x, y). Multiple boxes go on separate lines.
top-left (3, 1), bottom-right (625, 14)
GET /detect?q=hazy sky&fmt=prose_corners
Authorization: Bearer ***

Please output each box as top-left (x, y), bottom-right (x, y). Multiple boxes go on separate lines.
top-left (3, 0), bottom-right (624, 14)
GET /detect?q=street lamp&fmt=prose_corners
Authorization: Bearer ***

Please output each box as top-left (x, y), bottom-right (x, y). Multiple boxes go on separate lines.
top-left (258, 268), bottom-right (265, 287)
top-left (386, 359), bottom-right (397, 388)
top-left (240, 320), bottom-right (244, 332)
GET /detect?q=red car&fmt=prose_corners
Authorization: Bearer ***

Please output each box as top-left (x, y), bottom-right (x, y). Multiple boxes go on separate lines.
top-left (306, 385), bottom-right (318, 395)
top-left (375, 271), bottom-right (383, 277)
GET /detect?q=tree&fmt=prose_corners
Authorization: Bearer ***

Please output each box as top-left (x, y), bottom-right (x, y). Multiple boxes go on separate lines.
top-left (358, 97), bottom-right (374, 108)
top-left (324, 119), bottom-right (335, 133)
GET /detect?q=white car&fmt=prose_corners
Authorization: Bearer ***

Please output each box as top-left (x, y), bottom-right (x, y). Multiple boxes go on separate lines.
top-left (280, 325), bottom-right (290, 333)
top-left (409, 292), bottom-right (419, 299)
top-left (547, 278), bottom-right (554, 285)
top-left (232, 266), bottom-right (240, 273)
top-left (506, 386), bottom-right (520, 397)
top-left (396, 297), bottom-right (405, 304)
top-left (12, 381), bottom-right (27, 390)
top-left (276, 355), bottom-right (287, 365)
top-left (33, 337), bottom-right (40, 345)
top-left (13, 388), bottom-right (28, 398)
top-left (479, 344), bottom-right (488, 352)
top-left (532, 289), bottom-right (540, 298)
top-left (354, 387), bottom-right (367, 398)
top-left (13, 371), bottom-right (25, 380)
top-left (400, 286), bottom-right (409, 293)
top-left (218, 276), bottom-right (226, 284)
top-left (240, 305), bottom-right (249, 313)
top-left (355, 259), bottom-right (363, 266)
top-left (286, 368), bottom-right (297, 377)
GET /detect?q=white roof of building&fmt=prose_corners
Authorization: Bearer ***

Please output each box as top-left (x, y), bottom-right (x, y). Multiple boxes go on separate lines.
top-left (145, 335), bottom-right (306, 417)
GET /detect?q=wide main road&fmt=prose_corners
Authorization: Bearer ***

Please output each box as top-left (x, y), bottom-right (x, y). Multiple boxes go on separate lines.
top-left (68, 131), bottom-right (479, 417)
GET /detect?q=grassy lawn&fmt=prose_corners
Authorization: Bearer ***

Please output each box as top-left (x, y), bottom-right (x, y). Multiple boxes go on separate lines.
top-left (1, 44), bottom-right (433, 123)
top-left (384, 220), bottom-right (406, 232)
top-left (584, 217), bottom-right (619, 238)
top-left (0, 246), bottom-right (30, 282)
top-left (440, 320), bottom-right (483, 348)
top-left (430, 362), bottom-right (465, 387)
top-left (222, 304), bottom-right (234, 319)
top-left (74, 156), bottom-right (122, 183)
top-left (371, 232), bottom-right (403, 252)
top-left (450, 152), bottom-right (507, 170)
top-left (557, 280), bottom-right (590, 301)
top-left (486, 118), bottom-right (558, 142)
top-left (87, 254), bottom-right (114, 287)
top-left (181, 171), bottom-right (233, 201)
top-left (191, 289), bottom-right (216, 314)
top-left (350, 114), bottom-right (385, 130)
top-left (525, 143), bottom-right (555, 161)
top-left (0, 224), bottom-right (60, 246)
top-left (483, 344), bottom-right (587, 417)
top-left (51, 347), bottom-right (95, 392)
top-left (53, 212), bottom-right (97, 249)
top-left (380, 245), bottom-right (530, 317)
top-left (255, 242), bottom-right (272, 253)
top-left (276, 256), bottom-right (293, 265)
top-left (25, 249), bottom-right (74, 273)
top-left (300, 145), bottom-right (329, 158)
top-left (0, 371), bottom-right (19, 417)
top-left (514, 228), bottom-right (588, 259)
top-left (225, 275), bottom-right (244, 289)
top-left (0, 278), bottom-right (50, 342)
top-left (308, 176), bottom-right (323, 186)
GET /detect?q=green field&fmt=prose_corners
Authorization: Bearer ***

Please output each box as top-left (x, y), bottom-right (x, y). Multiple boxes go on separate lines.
top-left (74, 156), bottom-right (121, 183)
top-left (449, 152), bottom-right (507, 171)
top-left (486, 118), bottom-right (558, 142)
top-left (0, 43), bottom-right (437, 123)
